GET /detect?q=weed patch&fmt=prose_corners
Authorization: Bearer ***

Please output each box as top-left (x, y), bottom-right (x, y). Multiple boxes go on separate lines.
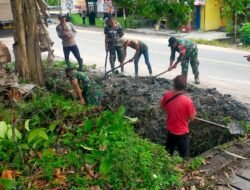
top-left (0, 94), bottom-right (182, 189)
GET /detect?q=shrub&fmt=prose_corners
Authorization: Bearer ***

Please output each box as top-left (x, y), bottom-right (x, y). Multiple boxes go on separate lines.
top-left (240, 23), bottom-right (250, 45)
top-left (0, 94), bottom-right (182, 189)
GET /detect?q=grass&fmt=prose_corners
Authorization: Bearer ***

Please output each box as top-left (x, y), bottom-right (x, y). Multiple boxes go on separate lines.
top-left (70, 14), bottom-right (147, 29)
top-left (70, 13), bottom-right (105, 27)
top-left (191, 38), bottom-right (250, 51)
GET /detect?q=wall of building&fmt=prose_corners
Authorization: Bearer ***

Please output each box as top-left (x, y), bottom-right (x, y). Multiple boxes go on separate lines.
top-left (0, 0), bottom-right (13, 22)
top-left (200, 0), bottom-right (228, 31)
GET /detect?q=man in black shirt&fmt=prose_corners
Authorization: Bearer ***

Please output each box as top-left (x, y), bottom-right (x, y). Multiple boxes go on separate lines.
top-left (104, 16), bottom-right (124, 73)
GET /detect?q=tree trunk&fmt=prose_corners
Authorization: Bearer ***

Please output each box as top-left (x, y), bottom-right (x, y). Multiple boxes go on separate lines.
top-left (10, 0), bottom-right (44, 86)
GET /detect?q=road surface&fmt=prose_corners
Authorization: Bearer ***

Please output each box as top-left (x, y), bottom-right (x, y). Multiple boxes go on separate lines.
top-left (1, 25), bottom-right (250, 108)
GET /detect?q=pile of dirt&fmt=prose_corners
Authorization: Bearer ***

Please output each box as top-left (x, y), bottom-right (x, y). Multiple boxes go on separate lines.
top-left (101, 76), bottom-right (249, 156)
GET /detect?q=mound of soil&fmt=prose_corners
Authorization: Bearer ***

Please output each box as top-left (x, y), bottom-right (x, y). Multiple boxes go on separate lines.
top-left (44, 69), bottom-right (249, 156)
top-left (101, 76), bottom-right (249, 156)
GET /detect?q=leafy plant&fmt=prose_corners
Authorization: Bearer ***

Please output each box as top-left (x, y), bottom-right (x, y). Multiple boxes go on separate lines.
top-left (0, 121), bottom-right (22, 141)
top-left (185, 157), bottom-right (204, 170)
top-left (0, 179), bottom-right (17, 190)
top-left (167, 2), bottom-right (192, 30)
top-left (0, 94), bottom-right (183, 189)
top-left (240, 23), bottom-right (250, 45)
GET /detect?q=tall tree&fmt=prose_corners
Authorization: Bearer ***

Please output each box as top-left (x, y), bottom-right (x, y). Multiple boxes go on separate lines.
top-left (10, 0), bottom-right (45, 86)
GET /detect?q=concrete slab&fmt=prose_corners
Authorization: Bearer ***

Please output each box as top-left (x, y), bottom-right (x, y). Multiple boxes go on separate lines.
top-left (230, 175), bottom-right (250, 190)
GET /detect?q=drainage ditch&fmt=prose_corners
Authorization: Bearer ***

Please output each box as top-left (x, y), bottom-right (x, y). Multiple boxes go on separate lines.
top-left (100, 76), bottom-right (249, 156)
top-left (45, 70), bottom-right (249, 157)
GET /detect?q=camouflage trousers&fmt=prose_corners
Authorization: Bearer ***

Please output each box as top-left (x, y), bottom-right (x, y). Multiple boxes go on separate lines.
top-left (109, 46), bottom-right (123, 72)
top-left (181, 47), bottom-right (199, 78)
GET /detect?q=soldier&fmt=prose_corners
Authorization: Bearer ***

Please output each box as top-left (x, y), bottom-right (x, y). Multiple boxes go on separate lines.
top-left (121, 39), bottom-right (152, 77)
top-left (56, 14), bottom-right (83, 71)
top-left (65, 68), bottom-right (103, 105)
top-left (104, 16), bottom-right (124, 73)
top-left (168, 37), bottom-right (200, 84)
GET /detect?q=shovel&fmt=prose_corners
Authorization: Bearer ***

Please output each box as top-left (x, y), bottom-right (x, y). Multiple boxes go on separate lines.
top-left (195, 117), bottom-right (244, 135)
top-left (104, 51), bottom-right (109, 73)
top-left (153, 69), bottom-right (170, 79)
top-left (104, 60), bottom-right (130, 78)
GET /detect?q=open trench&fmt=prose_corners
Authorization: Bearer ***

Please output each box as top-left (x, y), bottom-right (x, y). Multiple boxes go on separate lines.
top-left (44, 70), bottom-right (250, 157)
top-left (99, 75), bottom-right (249, 156)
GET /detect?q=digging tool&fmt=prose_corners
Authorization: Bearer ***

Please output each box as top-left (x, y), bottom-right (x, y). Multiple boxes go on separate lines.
top-left (104, 51), bottom-right (109, 73)
top-left (153, 69), bottom-right (171, 78)
top-left (195, 117), bottom-right (244, 135)
top-left (104, 60), bottom-right (130, 76)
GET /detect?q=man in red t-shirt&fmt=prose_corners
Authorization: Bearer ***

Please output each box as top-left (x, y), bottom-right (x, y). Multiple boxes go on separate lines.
top-left (160, 75), bottom-right (196, 158)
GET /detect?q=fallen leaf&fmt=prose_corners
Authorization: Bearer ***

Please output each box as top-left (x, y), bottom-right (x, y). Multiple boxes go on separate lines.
top-left (199, 178), bottom-right (205, 187)
top-left (32, 179), bottom-right (47, 190)
top-left (84, 164), bottom-right (95, 179)
top-left (99, 145), bottom-right (107, 151)
top-left (190, 185), bottom-right (197, 190)
top-left (54, 168), bottom-right (67, 186)
top-left (1, 170), bottom-right (13, 179)
top-left (90, 186), bottom-right (101, 190)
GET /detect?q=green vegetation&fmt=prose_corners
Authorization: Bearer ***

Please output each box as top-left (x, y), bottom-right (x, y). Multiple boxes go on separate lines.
top-left (47, 0), bottom-right (60, 6)
top-left (185, 157), bottom-right (204, 170)
top-left (190, 38), bottom-right (250, 50)
top-left (70, 14), bottom-right (105, 28)
top-left (240, 23), bottom-right (250, 46)
top-left (0, 94), bottom-right (182, 189)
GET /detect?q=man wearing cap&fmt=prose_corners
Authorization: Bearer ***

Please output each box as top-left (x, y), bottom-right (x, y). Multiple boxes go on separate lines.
top-left (104, 16), bottom-right (124, 73)
top-left (168, 37), bottom-right (200, 84)
top-left (65, 68), bottom-right (103, 105)
top-left (121, 39), bottom-right (152, 77)
top-left (56, 14), bottom-right (83, 71)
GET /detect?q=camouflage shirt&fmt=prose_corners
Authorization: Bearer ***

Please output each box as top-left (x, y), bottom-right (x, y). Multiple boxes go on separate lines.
top-left (104, 23), bottom-right (124, 47)
top-left (170, 39), bottom-right (197, 62)
top-left (70, 71), bottom-right (103, 105)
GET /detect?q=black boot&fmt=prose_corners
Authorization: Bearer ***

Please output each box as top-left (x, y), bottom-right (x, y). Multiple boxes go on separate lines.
top-left (194, 76), bottom-right (200, 84)
top-left (65, 61), bottom-right (72, 68)
top-left (77, 58), bottom-right (83, 71)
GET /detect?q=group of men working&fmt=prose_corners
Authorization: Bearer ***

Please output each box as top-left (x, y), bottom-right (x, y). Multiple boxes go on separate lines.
top-left (56, 14), bottom-right (248, 159)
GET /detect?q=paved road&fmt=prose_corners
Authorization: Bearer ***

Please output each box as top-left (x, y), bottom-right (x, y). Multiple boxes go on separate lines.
top-left (47, 25), bottom-right (250, 107)
top-left (2, 25), bottom-right (250, 106)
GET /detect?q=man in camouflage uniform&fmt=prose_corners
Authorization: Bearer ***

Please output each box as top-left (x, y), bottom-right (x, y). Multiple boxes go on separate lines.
top-left (104, 16), bottom-right (124, 73)
top-left (168, 37), bottom-right (200, 84)
top-left (65, 68), bottom-right (103, 105)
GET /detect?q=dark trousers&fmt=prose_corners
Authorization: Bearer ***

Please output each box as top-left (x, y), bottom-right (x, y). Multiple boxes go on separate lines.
top-left (63, 45), bottom-right (82, 63)
top-left (109, 46), bottom-right (123, 72)
top-left (166, 131), bottom-right (189, 159)
top-left (134, 45), bottom-right (152, 76)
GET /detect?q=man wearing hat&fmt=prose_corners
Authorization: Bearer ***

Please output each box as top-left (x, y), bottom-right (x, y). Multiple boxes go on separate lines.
top-left (65, 67), bottom-right (103, 105)
top-left (56, 14), bottom-right (84, 71)
top-left (104, 16), bottom-right (124, 73)
top-left (168, 37), bottom-right (200, 84)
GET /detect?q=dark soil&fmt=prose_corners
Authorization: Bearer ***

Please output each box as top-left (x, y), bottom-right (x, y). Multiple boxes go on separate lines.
top-left (100, 76), bottom-right (249, 156)
top-left (44, 70), bottom-right (249, 156)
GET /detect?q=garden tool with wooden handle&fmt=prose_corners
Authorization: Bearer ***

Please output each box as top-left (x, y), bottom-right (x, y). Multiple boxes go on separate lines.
top-left (195, 117), bottom-right (244, 135)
